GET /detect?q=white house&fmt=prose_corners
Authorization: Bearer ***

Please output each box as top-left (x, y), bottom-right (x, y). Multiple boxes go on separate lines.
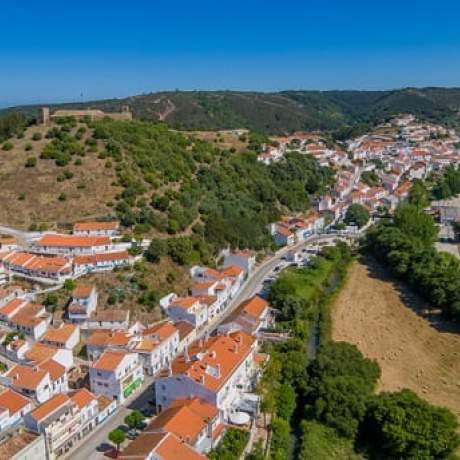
top-left (25, 342), bottom-right (74, 371)
top-left (218, 296), bottom-right (273, 336)
top-left (86, 330), bottom-right (133, 361)
top-left (33, 234), bottom-right (113, 256)
top-left (155, 331), bottom-right (258, 421)
top-left (73, 221), bottom-right (120, 237)
top-left (119, 432), bottom-right (208, 460)
top-left (0, 388), bottom-right (32, 432)
top-left (41, 323), bottom-right (80, 350)
top-left (139, 321), bottom-right (180, 374)
top-left (86, 309), bottom-right (130, 330)
top-left (222, 250), bottom-right (256, 276)
top-left (2, 364), bottom-right (52, 403)
top-left (166, 297), bottom-right (209, 328)
top-left (70, 388), bottom-right (99, 438)
top-left (89, 350), bottom-right (144, 403)
top-left (73, 251), bottom-right (130, 275)
top-left (24, 393), bottom-right (81, 459)
top-left (68, 284), bottom-right (98, 323)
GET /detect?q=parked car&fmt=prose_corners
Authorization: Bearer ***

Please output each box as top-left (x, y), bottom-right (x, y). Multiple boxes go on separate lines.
top-left (142, 407), bottom-right (155, 417)
top-left (127, 430), bottom-right (138, 440)
top-left (137, 421), bottom-right (148, 431)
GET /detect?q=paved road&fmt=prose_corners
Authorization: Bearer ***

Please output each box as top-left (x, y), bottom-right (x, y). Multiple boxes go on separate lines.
top-left (64, 232), bottom-right (350, 460)
top-left (0, 225), bottom-right (35, 248)
top-left (62, 375), bottom-right (155, 460)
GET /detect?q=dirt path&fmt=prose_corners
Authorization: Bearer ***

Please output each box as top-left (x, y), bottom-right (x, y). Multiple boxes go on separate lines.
top-left (331, 259), bottom-right (460, 421)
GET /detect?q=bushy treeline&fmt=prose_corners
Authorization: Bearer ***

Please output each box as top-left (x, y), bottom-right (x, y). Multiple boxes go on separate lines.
top-left (259, 243), bottom-right (459, 460)
top-left (365, 202), bottom-right (460, 321)
top-left (90, 119), bottom-right (333, 263)
top-left (432, 166), bottom-right (460, 199)
top-left (254, 244), bottom-right (353, 459)
top-left (0, 112), bottom-right (26, 141)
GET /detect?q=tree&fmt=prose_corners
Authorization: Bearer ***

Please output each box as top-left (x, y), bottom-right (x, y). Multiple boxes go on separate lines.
top-left (306, 342), bottom-right (380, 439)
top-left (145, 239), bottom-right (167, 263)
top-left (63, 279), bottom-right (76, 292)
top-left (361, 170), bottom-right (380, 187)
top-left (270, 417), bottom-right (291, 460)
top-left (344, 204), bottom-right (370, 228)
top-left (364, 390), bottom-right (459, 459)
top-left (408, 180), bottom-right (429, 208)
top-left (124, 409), bottom-right (145, 430)
top-left (43, 293), bottom-right (58, 309)
top-left (276, 382), bottom-right (296, 422)
top-left (393, 203), bottom-right (438, 245)
top-left (108, 428), bottom-right (125, 453)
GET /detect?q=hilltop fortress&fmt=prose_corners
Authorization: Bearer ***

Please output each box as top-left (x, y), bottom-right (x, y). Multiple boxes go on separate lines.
top-left (39, 105), bottom-right (132, 125)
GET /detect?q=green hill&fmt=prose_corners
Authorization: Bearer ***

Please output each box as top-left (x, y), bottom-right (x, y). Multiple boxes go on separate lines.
top-left (3, 87), bottom-right (460, 134)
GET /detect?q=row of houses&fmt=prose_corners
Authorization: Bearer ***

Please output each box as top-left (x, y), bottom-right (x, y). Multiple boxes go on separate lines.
top-left (117, 295), bottom-right (272, 459)
top-left (269, 213), bottom-right (325, 247)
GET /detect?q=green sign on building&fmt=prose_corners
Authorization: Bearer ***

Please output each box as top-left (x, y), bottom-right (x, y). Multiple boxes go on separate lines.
top-left (123, 377), bottom-right (143, 398)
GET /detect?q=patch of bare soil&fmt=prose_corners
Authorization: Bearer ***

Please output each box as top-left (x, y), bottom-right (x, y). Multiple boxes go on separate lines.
top-left (332, 259), bottom-right (460, 422)
top-left (0, 124), bottom-right (120, 229)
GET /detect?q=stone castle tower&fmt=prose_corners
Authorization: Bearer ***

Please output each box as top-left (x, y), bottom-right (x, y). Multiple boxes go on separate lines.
top-left (40, 107), bottom-right (50, 125)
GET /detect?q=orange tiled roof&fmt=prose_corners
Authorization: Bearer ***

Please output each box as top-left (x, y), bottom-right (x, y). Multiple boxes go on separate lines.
top-left (142, 321), bottom-right (177, 341)
top-left (25, 343), bottom-right (59, 364)
top-left (240, 296), bottom-right (268, 319)
top-left (92, 350), bottom-right (127, 372)
top-left (73, 221), bottom-right (119, 231)
top-left (37, 234), bottom-right (110, 248)
top-left (0, 298), bottom-right (26, 317)
top-left (39, 359), bottom-right (65, 381)
top-left (170, 398), bottom-right (218, 422)
top-left (72, 284), bottom-right (95, 299)
top-left (2, 252), bottom-right (71, 274)
top-left (171, 297), bottom-right (200, 310)
top-left (221, 265), bottom-right (244, 277)
top-left (70, 388), bottom-right (96, 409)
top-left (148, 405), bottom-right (206, 444)
top-left (168, 331), bottom-right (256, 392)
top-left (87, 330), bottom-right (131, 347)
top-left (135, 338), bottom-right (158, 353)
top-left (0, 389), bottom-right (30, 415)
top-left (155, 432), bottom-right (208, 460)
top-left (6, 364), bottom-right (48, 391)
top-left (42, 323), bottom-right (78, 344)
top-left (74, 251), bottom-right (129, 264)
top-left (29, 394), bottom-right (71, 422)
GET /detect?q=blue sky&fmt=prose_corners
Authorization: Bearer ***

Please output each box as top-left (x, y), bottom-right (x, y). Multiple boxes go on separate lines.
top-left (1, 0), bottom-right (460, 106)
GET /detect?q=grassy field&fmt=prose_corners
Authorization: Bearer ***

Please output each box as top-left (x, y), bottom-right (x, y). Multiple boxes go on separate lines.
top-left (331, 259), bottom-right (460, 425)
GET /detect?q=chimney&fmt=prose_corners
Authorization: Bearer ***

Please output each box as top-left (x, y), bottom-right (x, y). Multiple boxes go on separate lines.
top-left (168, 363), bottom-right (173, 377)
top-left (200, 375), bottom-right (205, 385)
top-left (232, 343), bottom-right (238, 354)
top-left (216, 364), bottom-right (221, 378)
top-left (184, 346), bottom-right (190, 363)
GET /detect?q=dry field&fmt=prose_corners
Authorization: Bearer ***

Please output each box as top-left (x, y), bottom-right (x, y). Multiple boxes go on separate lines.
top-left (0, 124), bottom-right (120, 229)
top-left (186, 130), bottom-right (249, 152)
top-left (332, 259), bottom-right (460, 422)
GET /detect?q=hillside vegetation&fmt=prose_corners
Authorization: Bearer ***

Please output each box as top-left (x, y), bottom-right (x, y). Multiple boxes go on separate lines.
top-left (3, 87), bottom-right (460, 134)
top-left (0, 117), bottom-right (333, 258)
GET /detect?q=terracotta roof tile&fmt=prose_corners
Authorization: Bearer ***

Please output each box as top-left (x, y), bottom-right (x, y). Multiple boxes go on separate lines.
top-left (72, 284), bottom-right (95, 299)
top-left (42, 323), bottom-right (78, 344)
top-left (37, 234), bottom-right (110, 248)
top-left (30, 394), bottom-right (71, 422)
top-left (0, 389), bottom-right (30, 415)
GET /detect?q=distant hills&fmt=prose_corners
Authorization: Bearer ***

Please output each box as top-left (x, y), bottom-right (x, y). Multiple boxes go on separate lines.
top-left (2, 87), bottom-right (460, 134)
